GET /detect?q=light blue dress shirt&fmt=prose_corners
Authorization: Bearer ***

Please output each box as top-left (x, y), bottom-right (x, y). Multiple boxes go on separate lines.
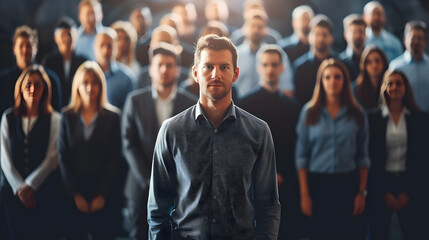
top-left (365, 28), bottom-right (403, 62)
top-left (235, 41), bottom-right (293, 99)
top-left (295, 103), bottom-right (370, 173)
top-left (75, 24), bottom-right (104, 61)
top-left (389, 52), bottom-right (429, 113)
top-left (105, 61), bottom-right (136, 111)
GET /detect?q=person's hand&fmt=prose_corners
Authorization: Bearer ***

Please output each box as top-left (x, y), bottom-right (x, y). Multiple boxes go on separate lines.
top-left (300, 194), bottom-right (313, 217)
top-left (352, 194), bottom-right (366, 216)
top-left (74, 193), bottom-right (90, 213)
top-left (384, 193), bottom-right (400, 210)
top-left (17, 184), bottom-right (36, 210)
top-left (276, 173), bottom-right (284, 187)
top-left (282, 90), bottom-right (294, 98)
top-left (397, 192), bottom-right (410, 210)
top-left (90, 195), bottom-right (105, 212)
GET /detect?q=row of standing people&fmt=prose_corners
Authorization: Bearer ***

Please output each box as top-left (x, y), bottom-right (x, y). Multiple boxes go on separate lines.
top-left (1, 37), bottom-right (428, 240)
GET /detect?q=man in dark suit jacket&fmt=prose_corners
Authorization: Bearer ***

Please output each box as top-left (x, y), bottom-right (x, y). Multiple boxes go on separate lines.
top-left (43, 16), bottom-right (87, 107)
top-left (122, 43), bottom-right (197, 240)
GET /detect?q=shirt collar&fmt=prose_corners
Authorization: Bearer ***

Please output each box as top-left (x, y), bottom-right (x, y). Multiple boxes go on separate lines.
top-left (403, 51), bottom-right (429, 63)
top-left (322, 105), bottom-right (348, 118)
top-left (104, 60), bottom-right (119, 76)
top-left (151, 85), bottom-right (178, 101)
top-left (381, 106), bottom-right (410, 118)
top-left (195, 101), bottom-right (237, 122)
top-left (346, 47), bottom-right (354, 57)
top-left (77, 24), bottom-right (104, 36)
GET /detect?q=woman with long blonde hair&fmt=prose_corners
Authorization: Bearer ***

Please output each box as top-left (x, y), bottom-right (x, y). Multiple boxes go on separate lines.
top-left (295, 58), bottom-right (370, 239)
top-left (1, 65), bottom-right (61, 239)
top-left (58, 61), bottom-right (121, 239)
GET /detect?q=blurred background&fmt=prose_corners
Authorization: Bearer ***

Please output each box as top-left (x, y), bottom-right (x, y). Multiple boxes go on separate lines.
top-left (0, 0), bottom-right (428, 70)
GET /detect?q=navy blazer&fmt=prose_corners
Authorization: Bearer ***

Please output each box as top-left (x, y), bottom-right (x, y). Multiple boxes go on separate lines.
top-left (122, 87), bottom-right (197, 201)
top-left (58, 108), bottom-right (121, 201)
top-left (367, 108), bottom-right (429, 197)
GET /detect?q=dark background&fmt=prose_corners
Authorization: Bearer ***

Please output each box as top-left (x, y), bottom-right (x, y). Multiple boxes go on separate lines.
top-left (0, 0), bottom-right (428, 70)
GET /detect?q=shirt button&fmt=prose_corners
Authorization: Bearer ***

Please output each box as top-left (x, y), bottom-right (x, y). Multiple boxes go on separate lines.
top-left (213, 195), bottom-right (217, 199)
top-left (212, 218), bottom-right (216, 223)
top-left (214, 129), bottom-right (218, 133)
top-left (214, 149), bottom-right (218, 154)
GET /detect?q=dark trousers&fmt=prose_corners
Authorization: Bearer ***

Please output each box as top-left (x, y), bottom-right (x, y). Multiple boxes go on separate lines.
top-left (2, 173), bottom-right (64, 240)
top-left (65, 195), bottom-right (122, 240)
top-left (369, 173), bottom-right (418, 240)
top-left (278, 173), bottom-right (301, 240)
top-left (126, 192), bottom-right (149, 240)
top-left (302, 171), bottom-right (365, 240)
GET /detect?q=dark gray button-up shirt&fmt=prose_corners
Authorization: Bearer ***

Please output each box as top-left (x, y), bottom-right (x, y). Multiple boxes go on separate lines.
top-left (148, 102), bottom-right (280, 240)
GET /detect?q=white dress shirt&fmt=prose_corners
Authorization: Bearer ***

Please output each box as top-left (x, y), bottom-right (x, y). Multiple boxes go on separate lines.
top-left (382, 106), bottom-right (408, 172)
top-left (152, 85), bottom-right (177, 127)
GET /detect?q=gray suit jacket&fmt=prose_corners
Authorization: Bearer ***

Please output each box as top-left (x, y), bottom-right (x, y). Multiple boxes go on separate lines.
top-left (122, 86), bottom-right (197, 201)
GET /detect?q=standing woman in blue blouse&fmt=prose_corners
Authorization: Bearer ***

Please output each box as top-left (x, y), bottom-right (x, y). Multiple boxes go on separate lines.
top-left (367, 70), bottom-right (429, 239)
top-left (0, 65), bottom-right (61, 239)
top-left (58, 61), bottom-right (122, 240)
top-left (296, 58), bottom-right (370, 239)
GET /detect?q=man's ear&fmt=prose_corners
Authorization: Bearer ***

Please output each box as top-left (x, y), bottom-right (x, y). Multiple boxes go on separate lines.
top-left (192, 66), bottom-right (199, 83)
top-left (233, 67), bottom-right (240, 83)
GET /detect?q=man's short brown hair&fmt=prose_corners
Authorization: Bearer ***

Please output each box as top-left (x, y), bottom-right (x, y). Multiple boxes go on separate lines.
top-left (13, 25), bottom-right (38, 47)
top-left (193, 34), bottom-right (238, 70)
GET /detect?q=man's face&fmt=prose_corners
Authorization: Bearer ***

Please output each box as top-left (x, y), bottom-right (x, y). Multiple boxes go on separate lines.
top-left (405, 29), bottom-right (425, 58)
top-left (193, 49), bottom-right (239, 102)
top-left (345, 24), bottom-right (366, 50)
top-left (13, 36), bottom-right (35, 66)
top-left (79, 4), bottom-right (96, 32)
top-left (149, 54), bottom-right (179, 89)
top-left (244, 17), bottom-right (267, 45)
top-left (293, 12), bottom-right (312, 36)
top-left (309, 26), bottom-right (333, 54)
top-left (367, 6), bottom-right (385, 32)
top-left (258, 52), bottom-right (284, 87)
top-left (94, 34), bottom-right (114, 66)
top-left (54, 28), bottom-right (75, 53)
top-left (129, 9), bottom-right (146, 36)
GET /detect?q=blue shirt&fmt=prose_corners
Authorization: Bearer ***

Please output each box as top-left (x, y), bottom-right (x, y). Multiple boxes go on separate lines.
top-left (389, 52), bottom-right (429, 113)
top-left (75, 24), bottom-right (104, 61)
top-left (235, 41), bottom-right (293, 99)
top-left (277, 33), bottom-right (299, 49)
top-left (295, 104), bottom-right (370, 173)
top-left (148, 102), bottom-right (280, 240)
top-left (105, 61), bottom-right (135, 111)
top-left (365, 28), bottom-right (403, 62)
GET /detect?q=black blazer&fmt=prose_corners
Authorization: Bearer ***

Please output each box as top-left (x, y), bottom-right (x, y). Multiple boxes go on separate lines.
top-left (122, 87), bottom-right (197, 201)
top-left (58, 108), bottom-right (121, 201)
top-left (43, 51), bottom-right (87, 106)
top-left (367, 108), bottom-right (429, 196)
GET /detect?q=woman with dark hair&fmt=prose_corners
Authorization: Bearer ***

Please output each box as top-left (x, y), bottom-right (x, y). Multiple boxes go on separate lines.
top-left (367, 70), bottom-right (429, 239)
top-left (353, 46), bottom-right (389, 109)
top-left (0, 65), bottom-right (61, 239)
top-left (295, 58), bottom-right (370, 239)
top-left (58, 61), bottom-right (122, 239)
